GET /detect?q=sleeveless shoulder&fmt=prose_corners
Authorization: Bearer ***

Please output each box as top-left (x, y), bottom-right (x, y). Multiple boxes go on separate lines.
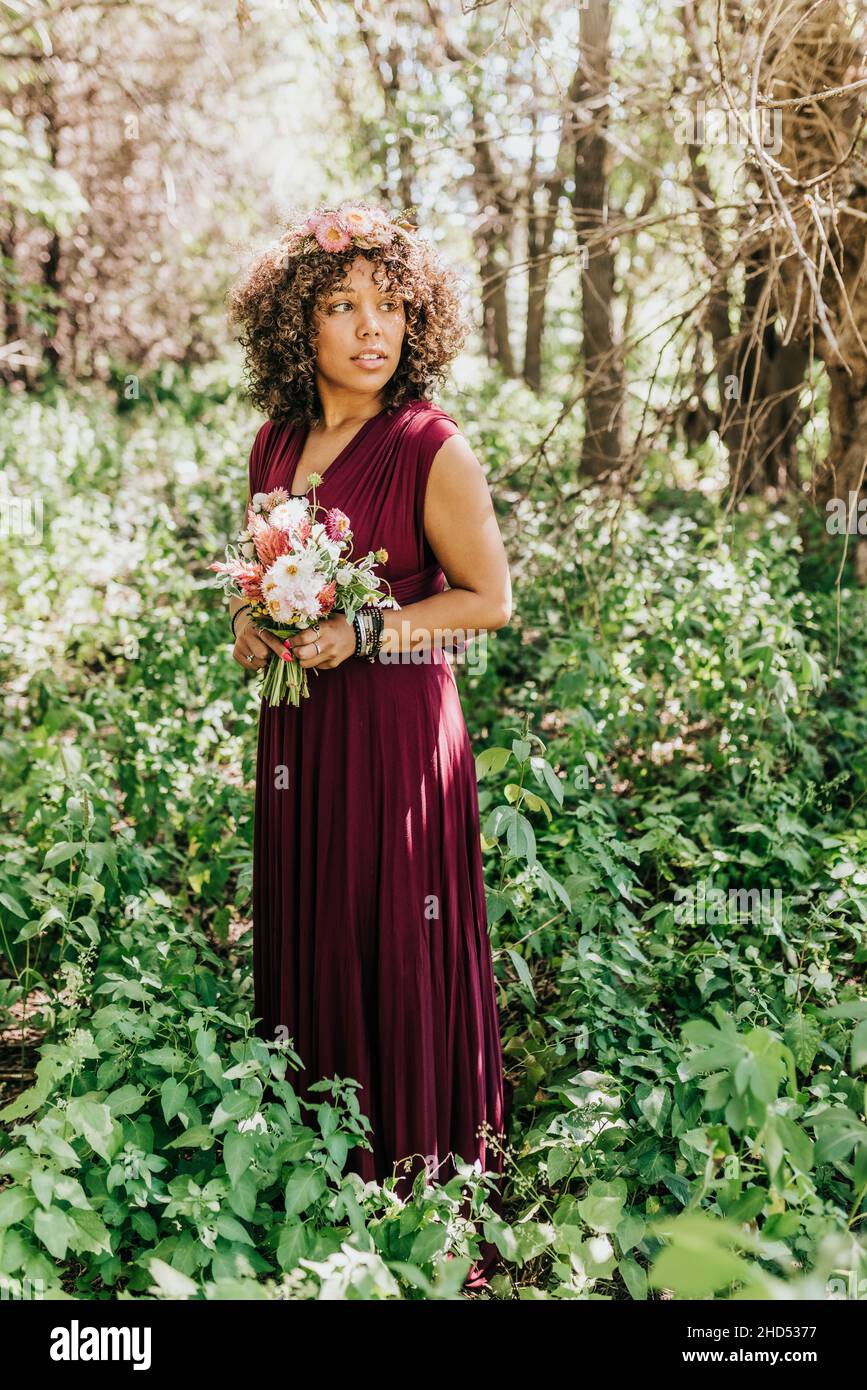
top-left (401, 401), bottom-right (463, 569)
top-left (404, 400), bottom-right (462, 482)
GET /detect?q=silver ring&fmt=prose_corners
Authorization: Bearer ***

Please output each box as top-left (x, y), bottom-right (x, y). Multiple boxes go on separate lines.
top-left (246, 653), bottom-right (254, 663)
top-left (314, 642), bottom-right (320, 655)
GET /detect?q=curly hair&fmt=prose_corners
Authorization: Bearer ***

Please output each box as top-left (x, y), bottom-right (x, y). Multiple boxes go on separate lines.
top-left (227, 204), bottom-right (471, 426)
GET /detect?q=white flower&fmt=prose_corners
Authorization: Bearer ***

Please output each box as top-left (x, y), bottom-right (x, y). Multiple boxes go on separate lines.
top-left (251, 492), bottom-right (269, 513)
top-left (266, 553), bottom-right (318, 584)
top-left (335, 566), bottom-right (354, 586)
top-left (262, 553), bottom-right (327, 622)
top-left (269, 499), bottom-right (310, 533)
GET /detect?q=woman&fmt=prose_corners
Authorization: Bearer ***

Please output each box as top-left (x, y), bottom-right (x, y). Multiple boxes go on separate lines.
top-left (227, 202), bottom-right (512, 1291)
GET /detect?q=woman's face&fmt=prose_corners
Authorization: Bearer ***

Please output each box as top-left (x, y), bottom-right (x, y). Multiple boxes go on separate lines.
top-left (311, 255), bottom-right (406, 399)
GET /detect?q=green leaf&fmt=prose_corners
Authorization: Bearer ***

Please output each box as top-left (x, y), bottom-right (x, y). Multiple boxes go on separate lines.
top-left (648, 1213), bottom-right (765, 1298)
top-left (161, 1078), bottom-right (189, 1124)
top-left (475, 746), bottom-right (511, 777)
top-left (148, 1257), bottom-right (198, 1298)
top-left (276, 1222), bottom-right (309, 1272)
top-left (522, 790), bottom-right (552, 822)
top-left (618, 1256), bottom-right (648, 1300)
top-left (0, 1186), bottom-right (35, 1229)
top-left (506, 948), bottom-right (536, 1000)
top-left (34, 1207), bottom-right (74, 1260)
top-left (576, 1179), bottom-right (628, 1234)
top-left (852, 1019), bottom-right (867, 1072)
top-left (532, 757), bottom-right (565, 807)
top-left (68, 1206), bottom-right (113, 1256)
top-left (66, 1099), bottom-right (119, 1163)
top-left (506, 810), bottom-right (536, 866)
top-left (42, 840), bottom-right (85, 870)
top-left (166, 1125), bottom-right (215, 1151)
top-left (784, 1014), bottom-right (823, 1074)
top-left (0, 892), bottom-right (27, 919)
top-left (105, 1085), bottom-right (147, 1117)
top-left (216, 1213), bottom-right (254, 1246)
top-left (212, 1089), bottom-right (258, 1129)
top-left (284, 1165), bottom-right (327, 1217)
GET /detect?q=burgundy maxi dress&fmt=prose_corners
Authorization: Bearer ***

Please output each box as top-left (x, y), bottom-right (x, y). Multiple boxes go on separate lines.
top-left (248, 397), bottom-right (508, 1287)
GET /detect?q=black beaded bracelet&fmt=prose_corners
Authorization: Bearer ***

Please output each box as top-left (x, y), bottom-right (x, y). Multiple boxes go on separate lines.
top-left (231, 603), bottom-right (252, 638)
top-left (352, 610), bottom-right (366, 657)
top-left (367, 606), bottom-right (384, 662)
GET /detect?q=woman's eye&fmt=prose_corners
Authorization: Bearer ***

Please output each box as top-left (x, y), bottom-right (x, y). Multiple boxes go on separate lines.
top-left (329, 300), bottom-right (400, 312)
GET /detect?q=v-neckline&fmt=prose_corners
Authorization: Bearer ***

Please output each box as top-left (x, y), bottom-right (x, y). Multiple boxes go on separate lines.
top-left (287, 405), bottom-right (391, 498)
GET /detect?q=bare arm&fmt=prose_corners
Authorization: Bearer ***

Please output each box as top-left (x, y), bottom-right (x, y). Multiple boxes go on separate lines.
top-left (378, 432), bottom-right (512, 657)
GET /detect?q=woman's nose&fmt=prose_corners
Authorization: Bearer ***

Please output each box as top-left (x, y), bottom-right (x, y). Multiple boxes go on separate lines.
top-left (358, 308), bottom-right (383, 334)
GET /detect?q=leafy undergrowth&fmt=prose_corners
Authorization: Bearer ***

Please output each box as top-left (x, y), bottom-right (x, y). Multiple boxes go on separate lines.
top-left (1, 387), bottom-right (866, 1300)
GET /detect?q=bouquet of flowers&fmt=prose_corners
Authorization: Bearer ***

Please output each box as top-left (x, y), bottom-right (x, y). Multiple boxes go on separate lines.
top-left (209, 478), bottom-right (399, 707)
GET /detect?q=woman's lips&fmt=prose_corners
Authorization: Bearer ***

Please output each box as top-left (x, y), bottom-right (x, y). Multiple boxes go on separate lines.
top-left (351, 354), bottom-right (387, 370)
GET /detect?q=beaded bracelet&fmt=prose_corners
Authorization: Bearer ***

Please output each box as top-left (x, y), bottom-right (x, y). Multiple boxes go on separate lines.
top-left (352, 606), bottom-right (384, 662)
top-left (367, 606), bottom-right (384, 662)
top-left (231, 603), bottom-right (252, 638)
top-left (352, 610), bottom-right (365, 657)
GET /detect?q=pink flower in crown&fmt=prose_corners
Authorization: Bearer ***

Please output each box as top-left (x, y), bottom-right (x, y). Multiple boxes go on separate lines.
top-left (324, 507), bottom-right (351, 542)
top-left (305, 212), bottom-right (352, 253)
top-left (337, 205), bottom-right (377, 238)
top-left (365, 208), bottom-right (396, 245)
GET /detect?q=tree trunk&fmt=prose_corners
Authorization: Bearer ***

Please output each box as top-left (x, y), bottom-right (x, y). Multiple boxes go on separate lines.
top-left (572, 0), bottom-right (623, 476)
top-left (470, 102), bottom-right (517, 377)
top-left (760, 0), bottom-right (867, 570)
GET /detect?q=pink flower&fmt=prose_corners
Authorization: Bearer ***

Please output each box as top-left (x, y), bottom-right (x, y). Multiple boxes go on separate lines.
top-left (324, 507), bottom-right (351, 542)
top-left (210, 559), bottom-right (264, 601)
top-left (249, 512), bottom-right (292, 567)
top-left (237, 566), bottom-right (265, 600)
top-left (337, 205), bottom-right (376, 237)
top-left (264, 487), bottom-right (289, 508)
top-left (317, 579), bottom-right (337, 613)
top-left (307, 213), bottom-right (352, 253)
top-left (364, 208), bottom-right (395, 243)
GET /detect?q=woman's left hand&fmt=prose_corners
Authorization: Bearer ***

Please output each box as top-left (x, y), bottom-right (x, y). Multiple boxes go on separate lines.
top-left (286, 614), bottom-right (357, 669)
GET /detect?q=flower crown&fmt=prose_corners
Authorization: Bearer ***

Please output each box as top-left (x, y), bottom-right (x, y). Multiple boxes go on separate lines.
top-left (284, 202), bottom-right (420, 256)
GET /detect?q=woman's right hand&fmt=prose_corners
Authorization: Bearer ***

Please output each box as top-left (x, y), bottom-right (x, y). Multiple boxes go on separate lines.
top-left (233, 611), bottom-right (288, 672)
